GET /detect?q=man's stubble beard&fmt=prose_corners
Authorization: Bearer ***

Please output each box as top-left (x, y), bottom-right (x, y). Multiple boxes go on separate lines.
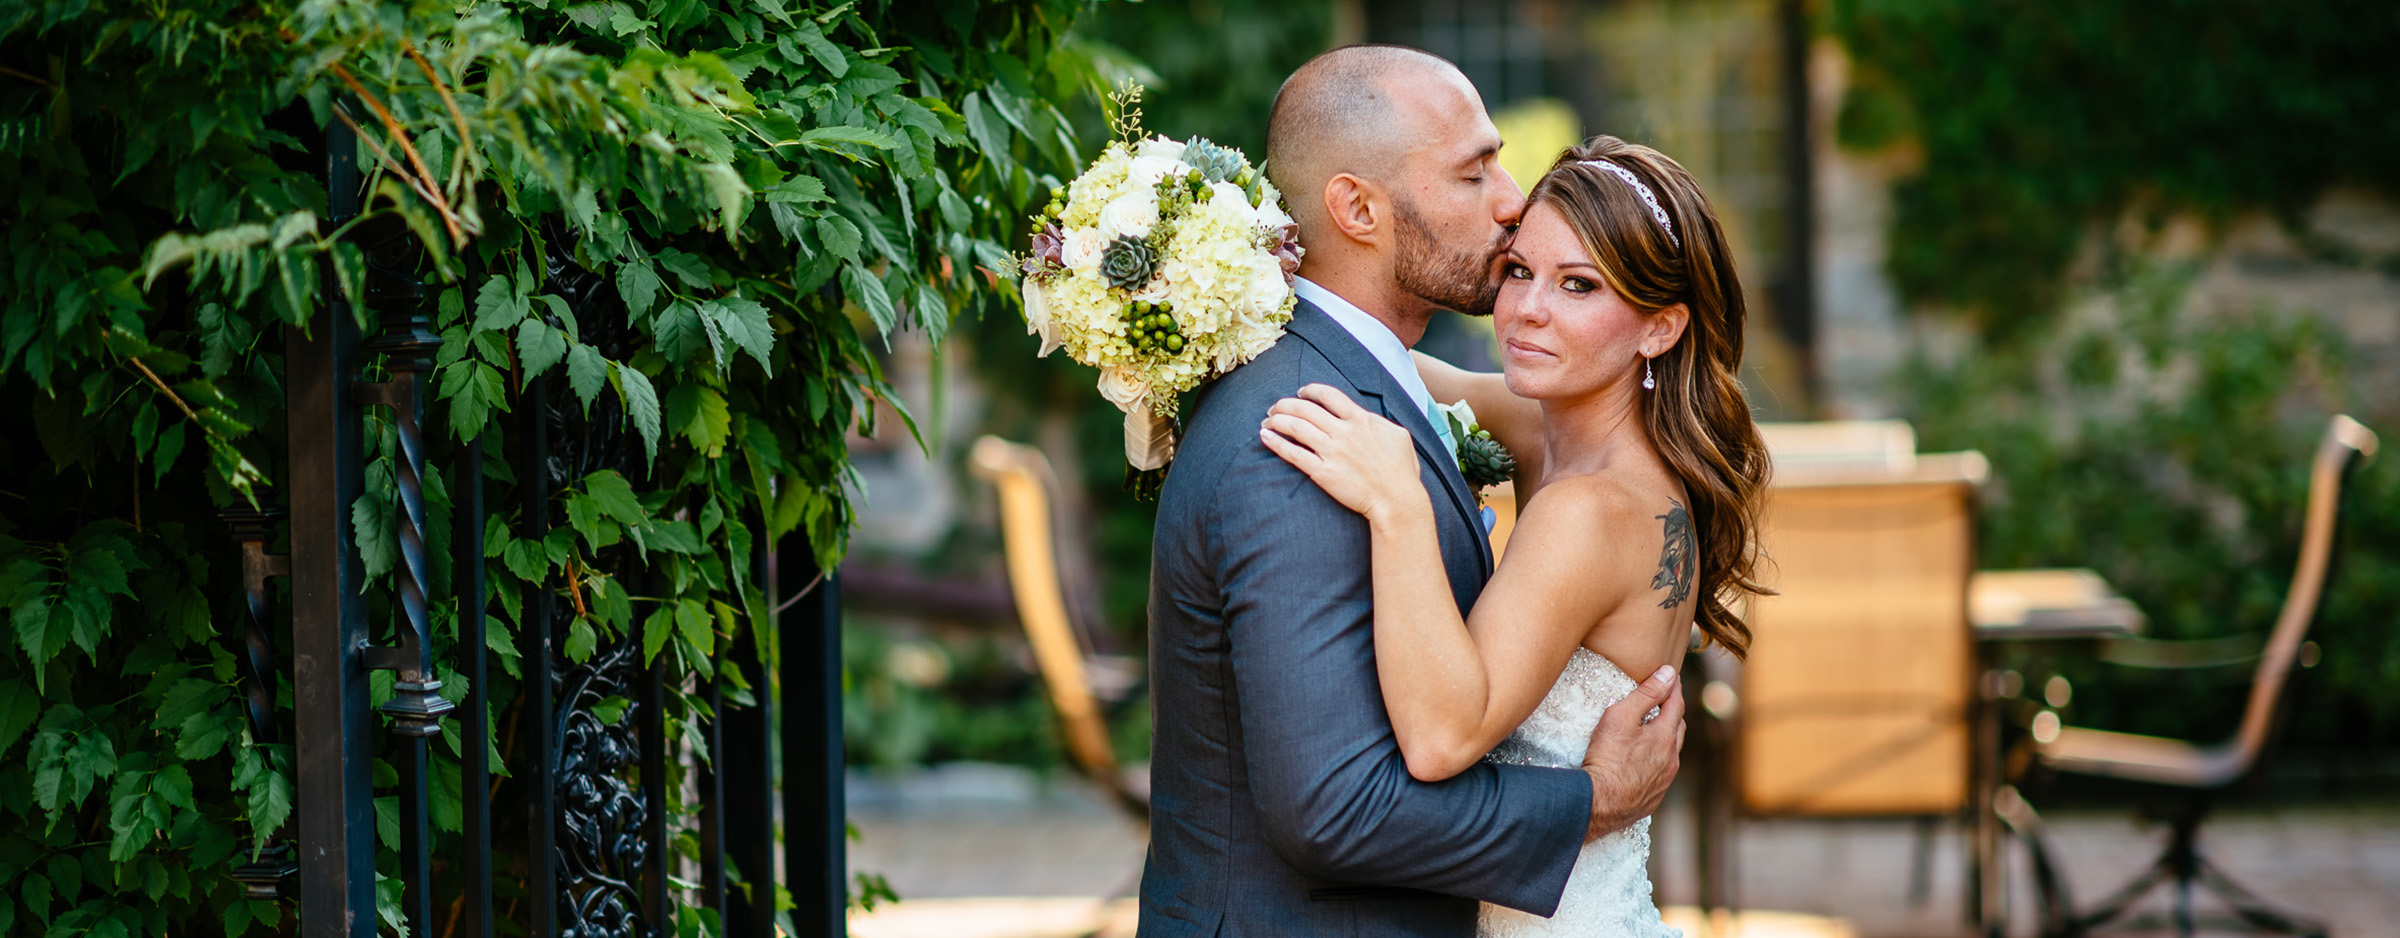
top-left (1393, 195), bottom-right (1507, 317)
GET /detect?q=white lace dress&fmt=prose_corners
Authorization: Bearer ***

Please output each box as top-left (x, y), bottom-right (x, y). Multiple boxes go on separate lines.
top-left (1478, 648), bottom-right (1681, 938)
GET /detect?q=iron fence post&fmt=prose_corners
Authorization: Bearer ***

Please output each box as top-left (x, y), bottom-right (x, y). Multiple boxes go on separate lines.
top-left (290, 116), bottom-right (377, 938)
top-left (456, 433), bottom-right (494, 938)
top-left (780, 550), bottom-right (843, 936)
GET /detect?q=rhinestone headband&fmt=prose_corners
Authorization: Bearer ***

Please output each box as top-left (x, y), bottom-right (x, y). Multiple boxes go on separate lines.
top-left (1578, 159), bottom-right (1678, 249)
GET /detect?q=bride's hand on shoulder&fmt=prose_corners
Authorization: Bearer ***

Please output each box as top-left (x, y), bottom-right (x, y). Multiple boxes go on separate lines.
top-left (1260, 384), bottom-right (1430, 524)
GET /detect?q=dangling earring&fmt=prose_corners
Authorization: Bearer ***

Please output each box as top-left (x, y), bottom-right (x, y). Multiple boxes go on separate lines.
top-left (1642, 358), bottom-right (1656, 390)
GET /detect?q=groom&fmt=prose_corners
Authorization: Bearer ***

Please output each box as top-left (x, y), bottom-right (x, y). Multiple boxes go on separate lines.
top-left (1140, 46), bottom-right (1687, 937)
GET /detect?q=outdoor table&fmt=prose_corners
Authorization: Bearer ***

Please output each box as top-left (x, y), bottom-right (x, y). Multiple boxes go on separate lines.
top-left (1965, 568), bottom-right (2146, 937)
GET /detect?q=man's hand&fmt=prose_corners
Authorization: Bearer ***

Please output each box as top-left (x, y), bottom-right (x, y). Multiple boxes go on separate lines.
top-left (1581, 664), bottom-right (1686, 842)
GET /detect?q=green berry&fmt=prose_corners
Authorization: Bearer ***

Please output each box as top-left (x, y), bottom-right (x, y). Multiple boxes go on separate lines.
top-left (1051, 186), bottom-right (1065, 200)
top-left (1165, 335), bottom-right (1185, 353)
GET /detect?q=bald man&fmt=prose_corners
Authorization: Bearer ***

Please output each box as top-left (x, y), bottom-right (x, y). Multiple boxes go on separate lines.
top-left (1141, 46), bottom-right (1686, 937)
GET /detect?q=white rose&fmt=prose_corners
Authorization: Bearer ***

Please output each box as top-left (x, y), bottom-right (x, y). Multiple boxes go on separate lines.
top-left (1205, 181), bottom-right (1250, 216)
top-left (1127, 155), bottom-right (1184, 189)
top-left (1241, 256), bottom-right (1288, 317)
top-left (1254, 193), bottom-right (1293, 230)
top-left (1136, 136), bottom-right (1187, 162)
top-left (1062, 227), bottom-right (1106, 274)
top-left (1129, 276), bottom-right (1171, 305)
top-left (1097, 189), bottom-right (1159, 241)
top-left (1096, 366), bottom-right (1149, 412)
top-left (1021, 278), bottom-right (1062, 358)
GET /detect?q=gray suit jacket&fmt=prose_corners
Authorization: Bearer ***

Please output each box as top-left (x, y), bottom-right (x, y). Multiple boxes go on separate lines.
top-left (1138, 298), bottom-right (1589, 937)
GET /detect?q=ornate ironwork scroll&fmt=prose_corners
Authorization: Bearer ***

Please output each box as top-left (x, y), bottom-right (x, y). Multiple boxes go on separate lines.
top-left (556, 639), bottom-right (650, 938)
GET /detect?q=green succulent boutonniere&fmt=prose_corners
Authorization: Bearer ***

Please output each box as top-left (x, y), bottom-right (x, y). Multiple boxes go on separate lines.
top-left (1437, 400), bottom-right (1517, 490)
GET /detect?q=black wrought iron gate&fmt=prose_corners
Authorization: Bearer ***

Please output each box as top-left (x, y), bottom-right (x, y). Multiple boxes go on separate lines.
top-left (252, 116), bottom-right (847, 938)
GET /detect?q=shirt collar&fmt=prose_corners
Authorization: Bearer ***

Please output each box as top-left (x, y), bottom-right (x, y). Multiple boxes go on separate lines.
top-left (1293, 278), bottom-right (1434, 416)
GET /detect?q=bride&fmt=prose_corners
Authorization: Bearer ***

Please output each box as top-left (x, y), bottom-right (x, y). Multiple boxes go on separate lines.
top-left (1259, 136), bottom-right (1771, 936)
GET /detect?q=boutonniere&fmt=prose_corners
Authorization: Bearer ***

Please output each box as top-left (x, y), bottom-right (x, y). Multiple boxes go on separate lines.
top-left (1436, 400), bottom-right (1517, 491)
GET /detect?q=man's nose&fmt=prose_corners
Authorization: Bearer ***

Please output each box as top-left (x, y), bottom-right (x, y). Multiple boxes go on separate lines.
top-left (1492, 168), bottom-right (1526, 227)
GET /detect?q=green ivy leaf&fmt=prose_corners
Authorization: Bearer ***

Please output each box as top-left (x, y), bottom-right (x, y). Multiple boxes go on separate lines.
top-left (565, 618), bottom-right (597, 662)
top-left (664, 384), bottom-right (733, 456)
top-left (815, 215), bottom-right (863, 264)
top-left (703, 297), bottom-right (775, 375)
top-left (654, 302), bottom-right (716, 370)
top-left (0, 679), bottom-right (38, 757)
top-left (502, 539), bottom-right (548, 584)
top-left (582, 471), bottom-right (647, 525)
top-left (517, 320), bottom-right (568, 380)
top-left (802, 124), bottom-right (898, 152)
top-left (439, 360), bottom-right (510, 441)
top-left (656, 248), bottom-right (714, 290)
top-left (351, 492), bottom-right (397, 579)
top-left (471, 274), bottom-right (524, 334)
top-left (842, 263), bottom-right (898, 334)
top-left (566, 345), bottom-right (611, 410)
top-left (614, 364), bottom-right (662, 463)
top-left (675, 598), bottom-right (711, 657)
top-left (617, 262), bottom-right (663, 320)
top-left (641, 605), bottom-right (675, 665)
top-left (793, 22), bottom-right (849, 77)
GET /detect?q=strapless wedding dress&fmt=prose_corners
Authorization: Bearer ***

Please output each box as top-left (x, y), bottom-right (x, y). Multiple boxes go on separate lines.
top-left (1478, 648), bottom-right (1680, 938)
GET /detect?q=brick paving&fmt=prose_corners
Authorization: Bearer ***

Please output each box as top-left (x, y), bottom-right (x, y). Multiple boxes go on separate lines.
top-left (848, 765), bottom-right (2400, 938)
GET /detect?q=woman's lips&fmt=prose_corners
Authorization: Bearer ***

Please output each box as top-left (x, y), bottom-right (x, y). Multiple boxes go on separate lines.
top-left (1504, 337), bottom-right (1554, 361)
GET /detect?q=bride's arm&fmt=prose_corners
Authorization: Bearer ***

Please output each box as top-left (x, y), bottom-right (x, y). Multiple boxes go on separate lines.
top-left (1262, 385), bottom-right (1624, 782)
top-left (1412, 351), bottom-right (1544, 486)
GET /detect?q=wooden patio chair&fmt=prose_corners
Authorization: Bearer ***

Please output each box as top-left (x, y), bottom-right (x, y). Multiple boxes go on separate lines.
top-left (968, 436), bottom-right (1150, 822)
top-left (2010, 414), bottom-right (2378, 938)
top-left (1693, 448), bottom-right (1990, 914)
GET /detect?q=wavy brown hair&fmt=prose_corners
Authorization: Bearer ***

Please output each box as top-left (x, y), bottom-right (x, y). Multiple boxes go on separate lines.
top-left (1525, 136), bottom-right (1771, 658)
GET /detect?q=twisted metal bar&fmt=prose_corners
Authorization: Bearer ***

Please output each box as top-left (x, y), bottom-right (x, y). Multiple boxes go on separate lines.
top-left (358, 280), bottom-right (450, 938)
top-left (359, 297), bottom-right (454, 738)
top-left (219, 502), bottom-right (297, 900)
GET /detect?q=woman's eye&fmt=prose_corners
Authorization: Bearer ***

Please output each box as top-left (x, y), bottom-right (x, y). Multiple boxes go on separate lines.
top-left (1561, 276), bottom-right (1595, 294)
top-left (1504, 264), bottom-right (1532, 280)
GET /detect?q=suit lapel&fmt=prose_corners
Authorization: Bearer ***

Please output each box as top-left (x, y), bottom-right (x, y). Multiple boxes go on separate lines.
top-left (1285, 301), bottom-right (1495, 580)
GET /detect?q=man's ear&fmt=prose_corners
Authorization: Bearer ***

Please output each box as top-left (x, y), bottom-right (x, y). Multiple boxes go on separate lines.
top-left (1645, 302), bottom-right (1692, 358)
top-left (1321, 172), bottom-right (1383, 245)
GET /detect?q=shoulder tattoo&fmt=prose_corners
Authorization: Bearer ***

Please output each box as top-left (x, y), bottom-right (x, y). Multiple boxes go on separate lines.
top-left (1651, 499), bottom-right (1696, 609)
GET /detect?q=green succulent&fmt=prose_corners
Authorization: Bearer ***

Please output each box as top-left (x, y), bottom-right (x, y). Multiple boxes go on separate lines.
top-left (1457, 430), bottom-right (1517, 489)
top-left (1182, 136), bottom-right (1245, 184)
top-left (1100, 234), bottom-right (1159, 290)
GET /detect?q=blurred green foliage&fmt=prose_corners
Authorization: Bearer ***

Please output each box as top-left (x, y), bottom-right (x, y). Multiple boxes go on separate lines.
top-left (1830, 0), bottom-right (2400, 336)
top-left (0, 0), bottom-right (1111, 928)
top-left (1902, 263), bottom-right (2399, 752)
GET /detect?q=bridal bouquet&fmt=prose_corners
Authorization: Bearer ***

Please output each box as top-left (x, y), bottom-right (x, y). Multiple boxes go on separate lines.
top-left (1016, 89), bottom-right (1301, 496)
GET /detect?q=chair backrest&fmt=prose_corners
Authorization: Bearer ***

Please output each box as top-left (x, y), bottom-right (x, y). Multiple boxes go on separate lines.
top-left (1757, 420), bottom-right (1918, 475)
top-left (967, 436), bottom-right (1120, 786)
top-left (1734, 453), bottom-right (1988, 816)
top-left (2226, 415), bottom-right (2379, 769)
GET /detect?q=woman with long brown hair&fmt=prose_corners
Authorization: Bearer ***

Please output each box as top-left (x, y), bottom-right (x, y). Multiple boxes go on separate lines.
top-left (1260, 135), bottom-right (1769, 936)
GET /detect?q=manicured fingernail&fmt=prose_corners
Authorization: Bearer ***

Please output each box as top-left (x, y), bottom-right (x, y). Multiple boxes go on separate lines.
top-left (1652, 665), bottom-right (1675, 684)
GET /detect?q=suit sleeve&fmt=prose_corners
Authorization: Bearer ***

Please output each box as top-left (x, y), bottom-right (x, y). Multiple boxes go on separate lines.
top-left (1209, 408), bottom-right (1590, 915)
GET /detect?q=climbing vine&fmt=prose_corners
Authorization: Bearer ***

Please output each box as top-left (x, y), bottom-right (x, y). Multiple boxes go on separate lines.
top-left (0, 0), bottom-right (1103, 934)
